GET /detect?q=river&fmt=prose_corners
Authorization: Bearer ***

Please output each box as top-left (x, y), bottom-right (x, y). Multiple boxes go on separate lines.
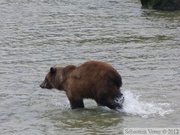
top-left (0, 0), bottom-right (180, 135)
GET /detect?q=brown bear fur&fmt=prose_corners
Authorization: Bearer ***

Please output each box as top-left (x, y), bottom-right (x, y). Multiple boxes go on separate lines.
top-left (40, 61), bottom-right (124, 110)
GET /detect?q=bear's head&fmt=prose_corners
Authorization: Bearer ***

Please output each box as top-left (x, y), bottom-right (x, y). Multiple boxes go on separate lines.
top-left (40, 66), bottom-right (64, 90)
top-left (40, 65), bottom-right (76, 91)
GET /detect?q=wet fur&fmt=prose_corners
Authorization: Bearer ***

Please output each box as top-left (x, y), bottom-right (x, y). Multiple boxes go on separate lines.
top-left (40, 61), bottom-right (124, 110)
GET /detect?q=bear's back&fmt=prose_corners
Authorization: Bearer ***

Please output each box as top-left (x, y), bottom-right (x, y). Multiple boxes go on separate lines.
top-left (73, 61), bottom-right (122, 88)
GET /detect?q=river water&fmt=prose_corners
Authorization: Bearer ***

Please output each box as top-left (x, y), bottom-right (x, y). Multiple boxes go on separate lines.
top-left (0, 0), bottom-right (180, 135)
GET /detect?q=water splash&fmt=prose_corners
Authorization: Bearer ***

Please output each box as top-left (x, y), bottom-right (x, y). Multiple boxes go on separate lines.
top-left (121, 90), bottom-right (174, 118)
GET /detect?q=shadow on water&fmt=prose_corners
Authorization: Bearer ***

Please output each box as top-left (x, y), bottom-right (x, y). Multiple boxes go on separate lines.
top-left (141, 9), bottom-right (180, 21)
top-left (44, 107), bottom-right (124, 134)
top-left (140, 8), bottom-right (180, 28)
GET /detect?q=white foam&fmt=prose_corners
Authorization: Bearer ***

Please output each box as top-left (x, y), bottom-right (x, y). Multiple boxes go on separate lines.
top-left (121, 90), bottom-right (174, 118)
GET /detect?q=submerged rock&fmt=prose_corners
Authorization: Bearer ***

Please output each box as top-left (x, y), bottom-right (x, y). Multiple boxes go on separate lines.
top-left (141, 0), bottom-right (180, 10)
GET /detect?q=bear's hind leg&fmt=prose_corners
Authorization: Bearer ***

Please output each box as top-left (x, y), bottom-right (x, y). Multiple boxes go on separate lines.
top-left (105, 100), bottom-right (123, 110)
top-left (69, 99), bottom-right (84, 109)
top-left (96, 89), bottom-right (124, 110)
top-left (96, 100), bottom-right (117, 109)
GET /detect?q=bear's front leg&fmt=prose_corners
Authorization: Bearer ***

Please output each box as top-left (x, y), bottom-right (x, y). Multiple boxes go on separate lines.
top-left (66, 91), bottom-right (85, 109)
top-left (69, 99), bottom-right (84, 109)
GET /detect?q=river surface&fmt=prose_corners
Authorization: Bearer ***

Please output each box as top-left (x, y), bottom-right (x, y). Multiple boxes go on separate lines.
top-left (0, 0), bottom-right (180, 135)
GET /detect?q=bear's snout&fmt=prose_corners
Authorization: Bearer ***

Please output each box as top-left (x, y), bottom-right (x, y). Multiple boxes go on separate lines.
top-left (40, 80), bottom-right (47, 89)
top-left (40, 80), bottom-right (53, 89)
top-left (40, 83), bottom-right (44, 88)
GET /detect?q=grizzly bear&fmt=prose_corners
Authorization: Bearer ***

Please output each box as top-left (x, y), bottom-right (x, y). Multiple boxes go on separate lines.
top-left (40, 61), bottom-right (124, 110)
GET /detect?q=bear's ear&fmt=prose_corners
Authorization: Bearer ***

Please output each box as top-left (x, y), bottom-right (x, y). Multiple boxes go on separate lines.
top-left (50, 67), bottom-right (56, 74)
